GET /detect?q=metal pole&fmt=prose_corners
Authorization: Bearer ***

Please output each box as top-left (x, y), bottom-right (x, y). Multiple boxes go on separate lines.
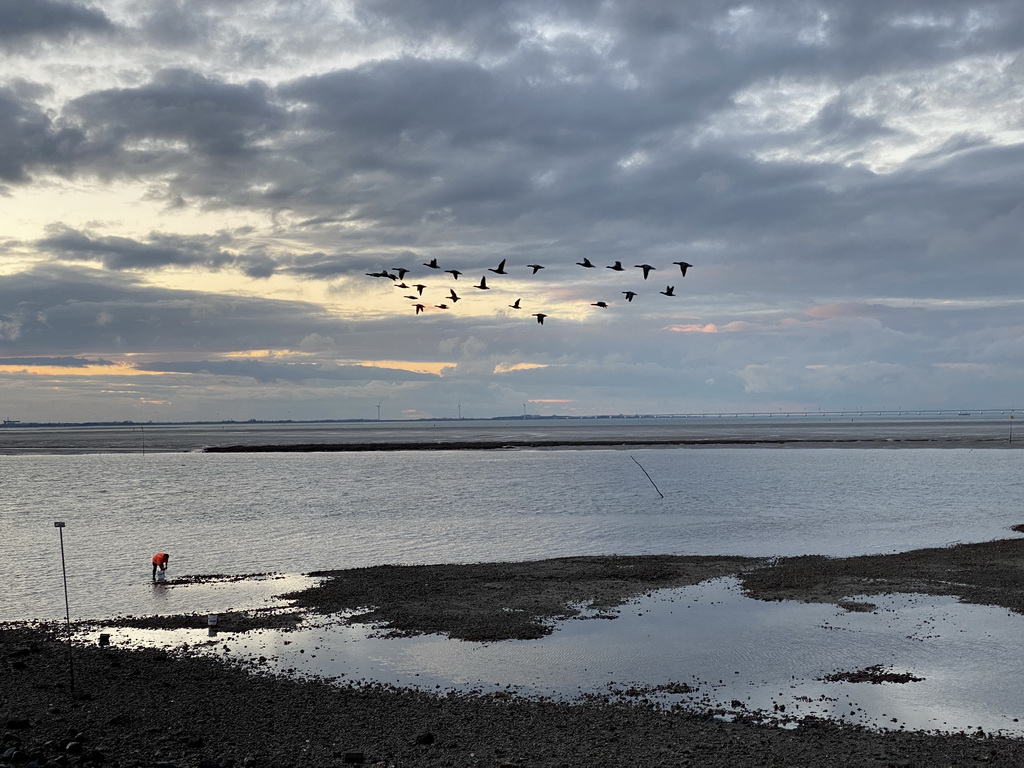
top-left (54, 522), bottom-right (74, 693)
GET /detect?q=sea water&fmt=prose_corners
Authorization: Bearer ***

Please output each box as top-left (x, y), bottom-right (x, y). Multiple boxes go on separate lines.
top-left (3, 446), bottom-right (1023, 621)
top-left (2, 438), bottom-right (1024, 735)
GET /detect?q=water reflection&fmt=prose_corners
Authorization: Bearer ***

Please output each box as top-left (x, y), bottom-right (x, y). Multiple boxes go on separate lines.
top-left (83, 578), bottom-right (1024, 738)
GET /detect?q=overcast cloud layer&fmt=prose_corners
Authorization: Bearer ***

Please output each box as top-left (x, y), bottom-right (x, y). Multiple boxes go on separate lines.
top-left (1, 0), bottom-right (1021, 422)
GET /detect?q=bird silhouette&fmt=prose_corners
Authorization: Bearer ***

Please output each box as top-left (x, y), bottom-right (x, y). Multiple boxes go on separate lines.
top-left (635, 264), bottom-right (656, 279)
top-left (434, 304), bottom-right (450, 310)
top-left (488, 259), bottom-right (507, 275)
top-left (383, 271), bottom-right (399, 281)
top-left (526, 264), bottom-right (545, 274)
top-left (509, 298), bottom-right (522, 309)
top-left (474, 276), bottom-right (489, 290)
top-left (403, 295), bottom-right (419, 300)
top-left (532, 313), bottom-right (547, 325)
top-left (660, 286), bottom-right (675, 296)
top-left (448, 289), bottom-right (461, 303)
top-left (391, 267), bottom-right (410, 280)
top-left (591, 301), bottom-right (609, 308)
top-left (444, 269), bottom-right (462, 279)
top-left (606, 261), bottom-right (625, 271)
top-left (413, 284), bottom-right (427, 296)
top-left (423, 258), bottom-right (440, 269)
top-left (365, 271), bottom-right (389, 278)
top-left (622, 291), bottom-right (637, 302)
top-left (673, 261), bottom-right (693, 276)
top-left (413, 304), bottom-right (426, 314)
top-left (394, 282), bottom-right (409, 289)
top-left (576, 258), bottom-right (596, 268)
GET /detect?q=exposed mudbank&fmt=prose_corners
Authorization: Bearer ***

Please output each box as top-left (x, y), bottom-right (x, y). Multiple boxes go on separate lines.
top-left (203, 435), bottom-right (1014, 452)
top-left (97, 530), bottom-right (1024, 642)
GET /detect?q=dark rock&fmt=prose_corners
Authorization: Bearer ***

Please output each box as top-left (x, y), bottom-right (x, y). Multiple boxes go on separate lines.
top-left (6, 718), bottom-right (31, 730)
top-left (414, 732), bottom-right (435, 745)
top-left (343, 751), bottom-right (365, 763)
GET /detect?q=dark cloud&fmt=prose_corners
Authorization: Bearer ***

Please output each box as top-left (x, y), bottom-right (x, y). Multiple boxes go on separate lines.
top-left (66, 68), bottom-right (286, 163)
top-left (0, 356), bottom-right (116, 367)
top-left (0, 0), bottom-right (113, 46)
top-left (133, 359), bottom-right (435, 383)
top-left (0, 86), bottom-right (82, 182)
top-left (0, 265), bottom-right (347, 356)
top-left (36, 226), bottom-right (240, 272)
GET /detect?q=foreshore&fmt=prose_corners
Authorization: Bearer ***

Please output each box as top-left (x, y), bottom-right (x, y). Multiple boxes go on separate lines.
top-left (6, 537), bottom-right (1024, 766)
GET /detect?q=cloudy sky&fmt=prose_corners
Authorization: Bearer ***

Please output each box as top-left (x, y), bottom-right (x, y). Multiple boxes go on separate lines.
top-left (1, 0), bottom-right (1022, 422)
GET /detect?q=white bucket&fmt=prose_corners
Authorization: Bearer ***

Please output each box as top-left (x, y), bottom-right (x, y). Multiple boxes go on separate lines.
top-left (155, 569), bottom-right (166, 582)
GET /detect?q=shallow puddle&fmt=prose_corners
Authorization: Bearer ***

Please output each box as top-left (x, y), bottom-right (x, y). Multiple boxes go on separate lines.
top-left (81, 577), bottom-right (1024, 737)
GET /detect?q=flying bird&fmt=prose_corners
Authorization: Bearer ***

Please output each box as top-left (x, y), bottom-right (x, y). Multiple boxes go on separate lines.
top-left (660, 286), bottom-right (676, 296)
top-left (622, 291), bottom-right (637, 302)
top-left (526, 264), bottom-right (545, 274)
top-left (576, 258), bottom-right (596, 268)
top-left (365, 271), bottom-right (389, 278)
top-left (532, 313), bottom-right (547, 325)
top-left (635, 264), bottom-right (656, 279)
top-left (391, 267), bottom-right (410, 280)
top-left (474, 276), bottom-right (489, 290)
top-left (444, 269), bottom-right (462, 279)
top-left (413, 284), bottom-right (427, 296)
top-left (413, 304), bottom-right (426, 314)
top-left (394, 282), bottom-right (409, 289)
top-left (423, 258), bottom-right (440, 269)
top-left (403, 295), bottom-right (419, 300)
top-left (434, 304), bottom-right (450, 310)
top-left (448, 289), bottom-right (461, 303)
top-left (509, 299), bottom-right (522, 309)
top-left (591, 301), bottom-right (609, 308)
top-left (488, 259), bottom-right (507, 275)
top-left (673, 261), bottom-right (693, 276)
top-left (606, 261), bottom-right (625, 271)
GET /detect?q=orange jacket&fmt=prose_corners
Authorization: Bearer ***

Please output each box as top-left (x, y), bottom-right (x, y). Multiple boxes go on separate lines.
top-left (152, 552), bottom-right (169, 566)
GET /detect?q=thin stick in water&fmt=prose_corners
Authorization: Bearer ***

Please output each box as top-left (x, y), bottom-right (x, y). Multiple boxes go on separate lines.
top-left (630, 455), bottom-right (664, 498)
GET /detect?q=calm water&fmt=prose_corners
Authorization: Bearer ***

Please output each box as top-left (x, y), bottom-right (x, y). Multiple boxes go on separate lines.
top-left (3, 433), bottom-right (1024, 736)
top-left (3, 447), bottom-right (1023, 622)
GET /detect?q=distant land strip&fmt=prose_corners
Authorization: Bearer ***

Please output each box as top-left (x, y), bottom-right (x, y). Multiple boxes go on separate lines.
top-left (201, 437), bottom-right (995, 452)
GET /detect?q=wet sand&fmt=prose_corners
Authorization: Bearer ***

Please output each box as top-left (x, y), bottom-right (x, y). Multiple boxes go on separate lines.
top-left (6, 537), bottom-right (1024, 766)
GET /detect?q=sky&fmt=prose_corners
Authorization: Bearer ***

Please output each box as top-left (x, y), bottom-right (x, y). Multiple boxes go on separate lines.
top-left (1, 0), bottom-right (1022, 422)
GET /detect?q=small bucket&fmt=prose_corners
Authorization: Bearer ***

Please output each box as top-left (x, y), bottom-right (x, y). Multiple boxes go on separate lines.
top-left (207, 614), bottom-right (218, 627)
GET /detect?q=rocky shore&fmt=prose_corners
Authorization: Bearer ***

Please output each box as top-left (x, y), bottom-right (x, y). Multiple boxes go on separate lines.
top-left (7, 538), bottom-right (1024, 767)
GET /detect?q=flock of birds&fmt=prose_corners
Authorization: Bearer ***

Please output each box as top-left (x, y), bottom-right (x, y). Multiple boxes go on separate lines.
top-left (365, 257), bottom-right (695, 324)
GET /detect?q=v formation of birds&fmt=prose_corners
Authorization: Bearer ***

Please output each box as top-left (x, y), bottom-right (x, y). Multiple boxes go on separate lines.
top-left (366, 258), bottom-right (694, 324)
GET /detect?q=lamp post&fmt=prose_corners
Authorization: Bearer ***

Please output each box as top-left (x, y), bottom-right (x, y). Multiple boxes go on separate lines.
top-left (54, 521), bottom-right (75, 693)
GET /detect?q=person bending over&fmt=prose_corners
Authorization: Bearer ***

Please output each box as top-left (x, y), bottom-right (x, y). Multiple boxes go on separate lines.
top-left (152, 552), bottom-right (170, 580)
